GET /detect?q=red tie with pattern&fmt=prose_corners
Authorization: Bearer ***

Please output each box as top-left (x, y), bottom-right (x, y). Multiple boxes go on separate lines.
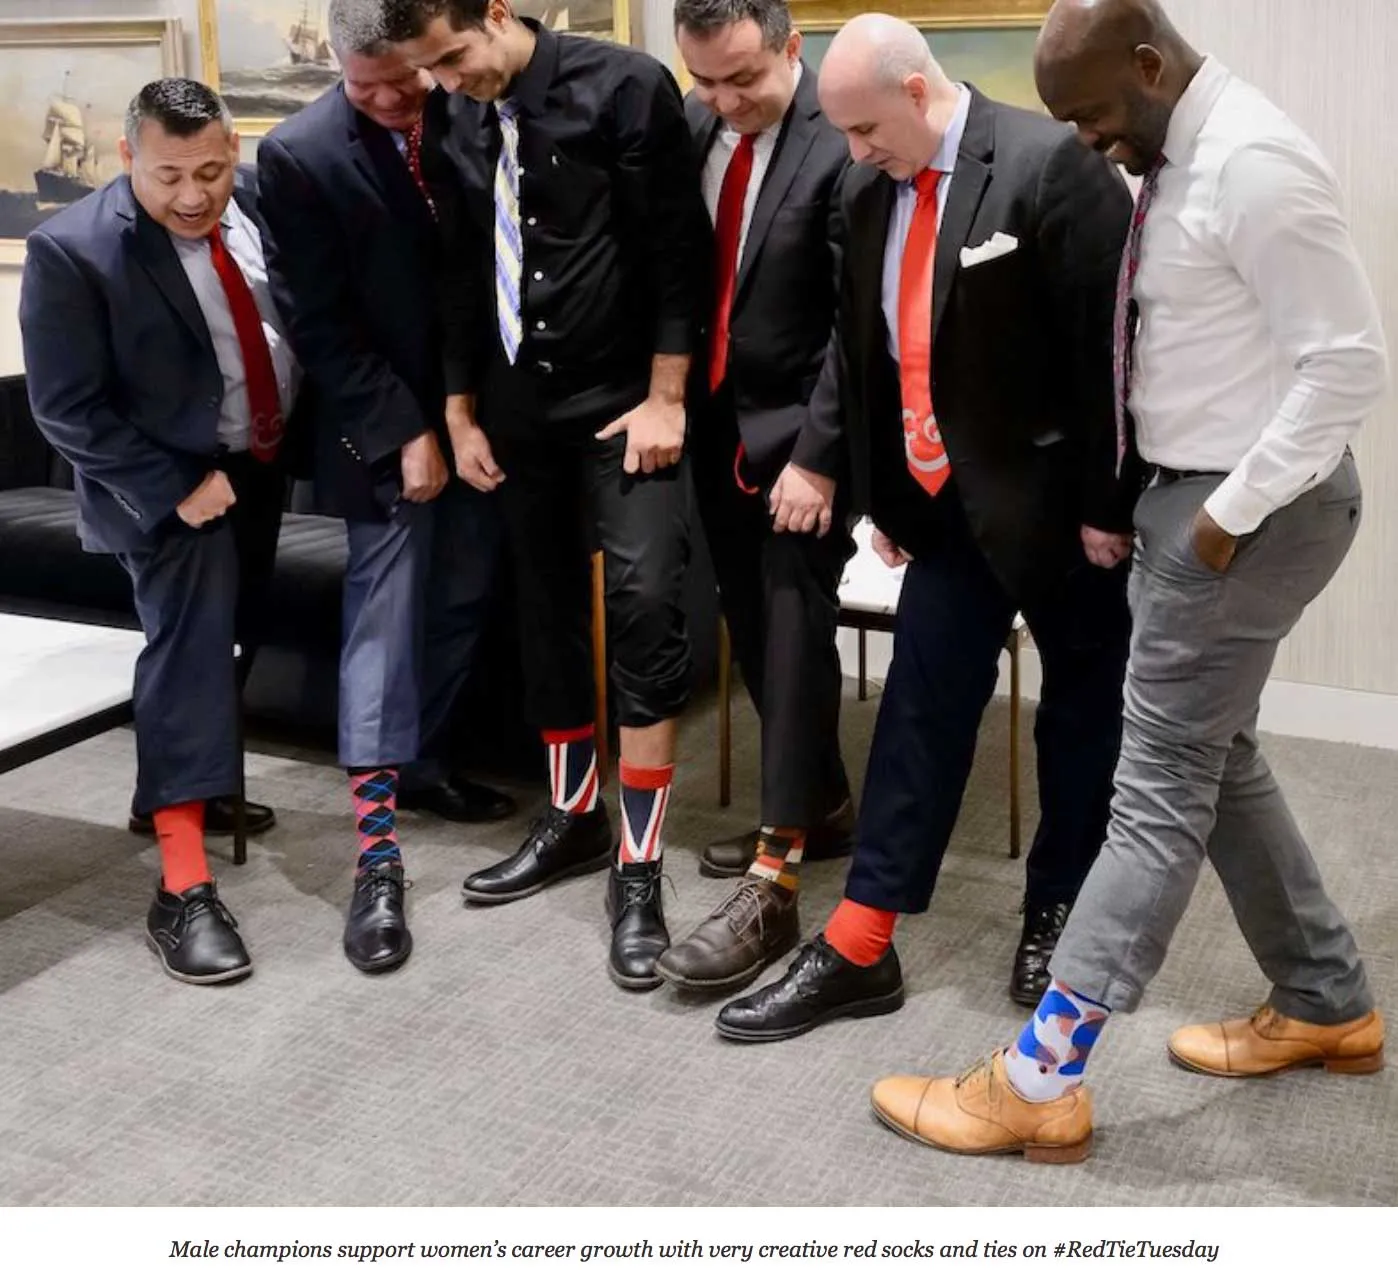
top-left (403, 117), bottom-right (438, 219)
top-left (898, 169), bottom-right (949, 497)
top-left (1112, 157), bottom-right (1165, 474)
top-left (207, 224), bottom-right (283, 463)
top-left (709, 132), bottom-right (756, 395)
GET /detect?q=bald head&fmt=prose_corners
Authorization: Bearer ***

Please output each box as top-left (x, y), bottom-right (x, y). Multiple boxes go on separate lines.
top-left (1033, 0), bottom-right (1201, 175)
top-left (818, 13), bottom-right (959, 180)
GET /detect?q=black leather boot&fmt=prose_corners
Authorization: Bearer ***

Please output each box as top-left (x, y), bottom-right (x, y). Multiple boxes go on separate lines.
top-left (605, 860), bottom-right (669, 991)
top-left (699, 799), bottom-right (856, 878)
top-left (146, 881), bottom-right (252, 985)
top-left (462, 804), bottom-right (612, 904)
top-left (344, 861), bottom-right (412, 974)
top-left (1010, 901), bottom-right (1072, 1006)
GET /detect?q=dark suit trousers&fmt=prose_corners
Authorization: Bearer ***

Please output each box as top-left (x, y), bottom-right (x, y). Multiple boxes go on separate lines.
top-left (692, 401), bottom-right (853, 826)
top-left (117, 454), bottom-right (284, 816)
top-left (845, 484), bottom-right (1129, 913)
top-left (339, 480), bottom-right (500, 776)
top-left (489, 417), bottom-right (693, 732)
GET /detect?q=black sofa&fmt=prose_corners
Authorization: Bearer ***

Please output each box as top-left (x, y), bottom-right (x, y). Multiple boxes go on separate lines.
top-left (0, 374), bottom-right (719, 779)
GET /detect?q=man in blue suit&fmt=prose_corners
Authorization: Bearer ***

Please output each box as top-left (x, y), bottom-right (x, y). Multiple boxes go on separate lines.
top-left (257, 0), bottom-right (514, 974)
top-left (20, 79), bottom-right (299, 986)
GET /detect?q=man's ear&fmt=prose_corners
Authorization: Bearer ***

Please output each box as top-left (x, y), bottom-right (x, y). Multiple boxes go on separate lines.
top-left (117, 136), bottom-right (134, 173)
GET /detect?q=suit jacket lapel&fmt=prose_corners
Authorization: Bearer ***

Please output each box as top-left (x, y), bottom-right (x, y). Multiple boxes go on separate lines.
top-left (345, 90), bottom-right (435, 232)
top-left (932, 88), bottom-right (995, 349)
top-left (734, 67), bottom-right (819, 304)
top-left (118, 178), bottom-right (211, 348)
top-left (860, 174), bottom-right (897, 367)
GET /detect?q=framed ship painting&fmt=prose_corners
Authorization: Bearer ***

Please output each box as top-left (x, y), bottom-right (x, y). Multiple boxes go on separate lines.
top-left (0, 19), bottom-right (185, 265)
top-left (514, 0), bottom-right (632, 43)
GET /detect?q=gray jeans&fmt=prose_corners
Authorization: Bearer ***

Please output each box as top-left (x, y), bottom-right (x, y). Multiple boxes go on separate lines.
top-left (1051, 454), bottom-right (1372, 1024)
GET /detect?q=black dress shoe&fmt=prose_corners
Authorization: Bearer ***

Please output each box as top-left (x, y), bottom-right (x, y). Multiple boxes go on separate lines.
top-left (462, 804), bottom-right (612, 905)
top-left (399, 777), bottom-right (517, 823)
top-left (344, 861), bottom-right (412, 974)
top-left (715, 933), bottom-right (904, 1042)
top-left (1010, 901), bottom-right (1072, 1007)
top-left (130, 798), bottom-right (276, 838)
top-left (656, 878), bottom-right (800, 992)
top-left (146, 881), bottom-right (253, 985)
top-left (699, 799), bottom-right (856, 878)
top-left (606, 860), bottom-right (669, 991)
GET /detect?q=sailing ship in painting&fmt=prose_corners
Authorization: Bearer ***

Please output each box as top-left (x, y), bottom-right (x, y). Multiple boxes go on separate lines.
top-left (218, 1), bottom-right (340, 119)
top-left (285, 1), bottom-right (335, 67)
top-left (34, 78), bottom-right (100, 206)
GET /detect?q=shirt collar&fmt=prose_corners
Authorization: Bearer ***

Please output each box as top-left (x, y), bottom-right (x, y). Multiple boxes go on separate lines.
top-left (1162, 55), bottom-right (1230, 166)
top-left (505, 18), bottom-right (554, 118)
top-left (929, 84), bottom-right (971, 176)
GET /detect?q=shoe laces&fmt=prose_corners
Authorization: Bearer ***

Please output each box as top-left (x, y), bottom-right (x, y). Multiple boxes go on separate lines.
top-left (616, 869), bottom-right (674, 913)
top-left (357, 864), bottom-right (409, 901)
top-left (954, 1051), bottom-right (999, 1089)
top-left (181, 892), bottom-right (239, 931)
top-left (714, 879), bottom-right (771, 938)
top-left (532, 805), bottom-right (577, 848)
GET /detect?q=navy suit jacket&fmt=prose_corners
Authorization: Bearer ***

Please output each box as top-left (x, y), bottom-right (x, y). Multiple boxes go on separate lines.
top-left (258, 84), bottom-right (451, 521)
top-left (19, 169), bottom-right (286, 555)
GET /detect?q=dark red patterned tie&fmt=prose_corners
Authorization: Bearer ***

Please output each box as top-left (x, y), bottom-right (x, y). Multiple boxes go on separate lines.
top-left (404, 118), bottom-right (437, 219)
top-left (207, 224), bottom-right (283, 463)
top-left (1112, 158), bottom-right (1165, 474)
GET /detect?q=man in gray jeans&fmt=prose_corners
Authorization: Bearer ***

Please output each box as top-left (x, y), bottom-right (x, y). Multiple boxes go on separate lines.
top-left (867, 0), bottom-right (1390, 1164)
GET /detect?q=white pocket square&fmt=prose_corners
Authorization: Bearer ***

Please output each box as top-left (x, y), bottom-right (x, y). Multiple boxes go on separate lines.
top-left (960, 232), bottom-right (1019, 268)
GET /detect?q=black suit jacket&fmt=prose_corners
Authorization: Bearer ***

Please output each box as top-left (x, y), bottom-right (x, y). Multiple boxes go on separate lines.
top-left (686, 65), bottom-right (850, 479)
top-left (258, 84), bottom-right (453, 521)
top-left (827, 88), bottom-right (1135, 598)
top-left (19, 169), bottom-right (295, 554)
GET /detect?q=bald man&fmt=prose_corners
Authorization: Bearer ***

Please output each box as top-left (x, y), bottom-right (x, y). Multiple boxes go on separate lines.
top-left (715, 14), bottom-right (1135, 1042)
top-left (869, 0), bottom-right (1388, 1165)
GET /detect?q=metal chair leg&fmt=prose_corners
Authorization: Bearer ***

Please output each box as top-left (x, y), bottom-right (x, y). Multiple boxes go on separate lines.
top-left (717, 616), bottom-right (732, 807)
top-left (233, 703), bottom-right (248, 866)
top-left (591, 550), bottom-right (609, 785)
top-left (1008, 631), bottom-right (1022, 861)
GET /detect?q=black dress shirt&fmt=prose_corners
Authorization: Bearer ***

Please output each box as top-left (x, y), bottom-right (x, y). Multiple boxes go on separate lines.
top-left (440, 20), bottom-right (707, 423)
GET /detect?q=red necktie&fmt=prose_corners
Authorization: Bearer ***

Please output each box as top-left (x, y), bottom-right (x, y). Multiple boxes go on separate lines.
top-left (207, 224), bottom-right (283, 463)
top-left (404, 117), bottom-right (438, 219)
top-left (898, 169), bottom-right (949, 497)
top-left (709, 132), bottom-right (756, 394)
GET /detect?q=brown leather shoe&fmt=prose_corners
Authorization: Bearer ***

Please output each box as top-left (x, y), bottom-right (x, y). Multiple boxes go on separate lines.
top-left (699, 800), bottom-right (856, 878)
top-left (871, 1051), bottom-right (1093, 1164)
top-left (1168, 1005), bottom-right (1385, 1077)
top-left (655, 878), bottom-right (800, 991)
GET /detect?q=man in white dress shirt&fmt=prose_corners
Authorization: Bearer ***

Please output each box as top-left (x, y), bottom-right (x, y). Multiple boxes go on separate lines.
top-left (20, 79), bottom-right (300, 986)
top-left (866, 0), bottom-right (1389, 1164)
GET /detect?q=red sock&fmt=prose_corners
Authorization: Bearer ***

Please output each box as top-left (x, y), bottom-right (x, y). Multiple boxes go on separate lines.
top-left (824, 898), bottom-right (897, 966)
top-left (153, 801), bottom-right (211, 895)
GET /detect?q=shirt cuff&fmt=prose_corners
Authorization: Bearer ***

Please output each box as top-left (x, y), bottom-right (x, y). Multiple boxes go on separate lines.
top-left (1204, 472), bottom-right (1276, 537)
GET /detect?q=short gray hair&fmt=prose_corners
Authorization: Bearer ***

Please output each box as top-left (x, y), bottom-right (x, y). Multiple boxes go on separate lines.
top-left (123, 78), bottom-right (233, 151)
top-left (329, 0), bottom-right (392, 57)
top-left (673, 0), bottom-right (793, 51)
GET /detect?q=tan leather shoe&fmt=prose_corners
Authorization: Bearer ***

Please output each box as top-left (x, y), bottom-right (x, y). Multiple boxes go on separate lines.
top-left (871, 1051), bottom-right (1093, 1164)
top-left (1168, 1005), bottom-right (1384, 1077)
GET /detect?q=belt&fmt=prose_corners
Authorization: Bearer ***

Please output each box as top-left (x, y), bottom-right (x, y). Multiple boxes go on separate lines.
top-left (1153, 465), bottom-right (1226, 483)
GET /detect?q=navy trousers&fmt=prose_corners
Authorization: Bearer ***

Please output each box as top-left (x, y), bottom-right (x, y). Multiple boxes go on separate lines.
top-left (118, 454), bottom-right (283, 816)
top-left (338, 479), bottom-right (500, 776)
top-left (845, 488), bottom-right (1130, 913)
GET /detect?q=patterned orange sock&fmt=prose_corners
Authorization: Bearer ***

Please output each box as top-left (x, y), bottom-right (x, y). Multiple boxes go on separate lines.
top-left (153, 801), bottom-right (211, 895)
top-left (823, 897), bottom-right (897, 966)
top-left (746, 827), bottom-right (805, 892)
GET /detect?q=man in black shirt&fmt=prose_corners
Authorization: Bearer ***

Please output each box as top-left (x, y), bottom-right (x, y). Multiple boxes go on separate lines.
top-left (382, 0), bottom-right (707, 990)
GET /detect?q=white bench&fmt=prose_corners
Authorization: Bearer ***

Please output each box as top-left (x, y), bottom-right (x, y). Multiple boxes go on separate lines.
top-left (715, 519), bottom-right (1029, 858)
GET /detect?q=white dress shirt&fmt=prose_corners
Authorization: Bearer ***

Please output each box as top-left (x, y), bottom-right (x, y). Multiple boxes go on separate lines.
top-left (1130, 56), bottom-right (1389, 534)
top-left (881, 84), bottom-right (971, 359)
top-left (170, 197), bottom-right (299, 452)
top-left (702, 63), bottom-right (803, 264)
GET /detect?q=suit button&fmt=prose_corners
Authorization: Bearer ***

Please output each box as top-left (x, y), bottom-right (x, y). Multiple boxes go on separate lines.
top-left (537, 361), bottom-right (554, 375)
top-left (526, 216), bottom-right (537, 226)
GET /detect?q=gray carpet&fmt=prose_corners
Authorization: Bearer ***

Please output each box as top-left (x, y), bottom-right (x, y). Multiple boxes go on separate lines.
top-left (1, 686), bottom-right (1394, 1206)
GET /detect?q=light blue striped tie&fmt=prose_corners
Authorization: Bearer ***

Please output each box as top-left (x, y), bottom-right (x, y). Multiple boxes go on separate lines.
top-left (494, 101), bottom-right (523, 364)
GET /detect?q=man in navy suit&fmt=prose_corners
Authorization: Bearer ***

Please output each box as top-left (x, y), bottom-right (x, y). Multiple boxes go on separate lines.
top-left (257, 0), bottom-right (515, 974)
top-left (20, 79), bottom-right (299, 986)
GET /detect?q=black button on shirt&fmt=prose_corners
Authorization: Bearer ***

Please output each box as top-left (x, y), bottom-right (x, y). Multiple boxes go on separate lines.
top-left (439, 21), bottom-right (707, 421)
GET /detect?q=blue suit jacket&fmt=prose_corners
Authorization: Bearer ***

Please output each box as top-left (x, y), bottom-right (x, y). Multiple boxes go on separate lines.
top-left (19, 171), bottom-right (279, 554)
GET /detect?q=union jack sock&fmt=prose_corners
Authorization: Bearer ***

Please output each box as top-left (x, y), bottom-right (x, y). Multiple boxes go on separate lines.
top-left (543, 725), bottom-right (600, 814)
top-left (617, 760), bottom-right (674, 866)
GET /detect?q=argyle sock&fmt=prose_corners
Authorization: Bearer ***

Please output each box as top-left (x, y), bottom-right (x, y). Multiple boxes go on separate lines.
top-left (543, 725), bottom-right (599, 813)
top-left (823, 897), bottom-right (897, 966)
top-left (349, 766), bottom-right (401, 872)
top-left (154, 801), bottom-right (211, 894)
top-left (617, 760), bottom-right (674, 866)
top-left (1003, 978), bottom-right (1112, 1102)
top-left (746, 827), bottom-right (805, 891)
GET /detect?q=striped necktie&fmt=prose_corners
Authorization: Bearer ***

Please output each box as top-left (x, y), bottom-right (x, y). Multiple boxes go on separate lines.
top-left (494, 100), bottom-right (523, 364)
